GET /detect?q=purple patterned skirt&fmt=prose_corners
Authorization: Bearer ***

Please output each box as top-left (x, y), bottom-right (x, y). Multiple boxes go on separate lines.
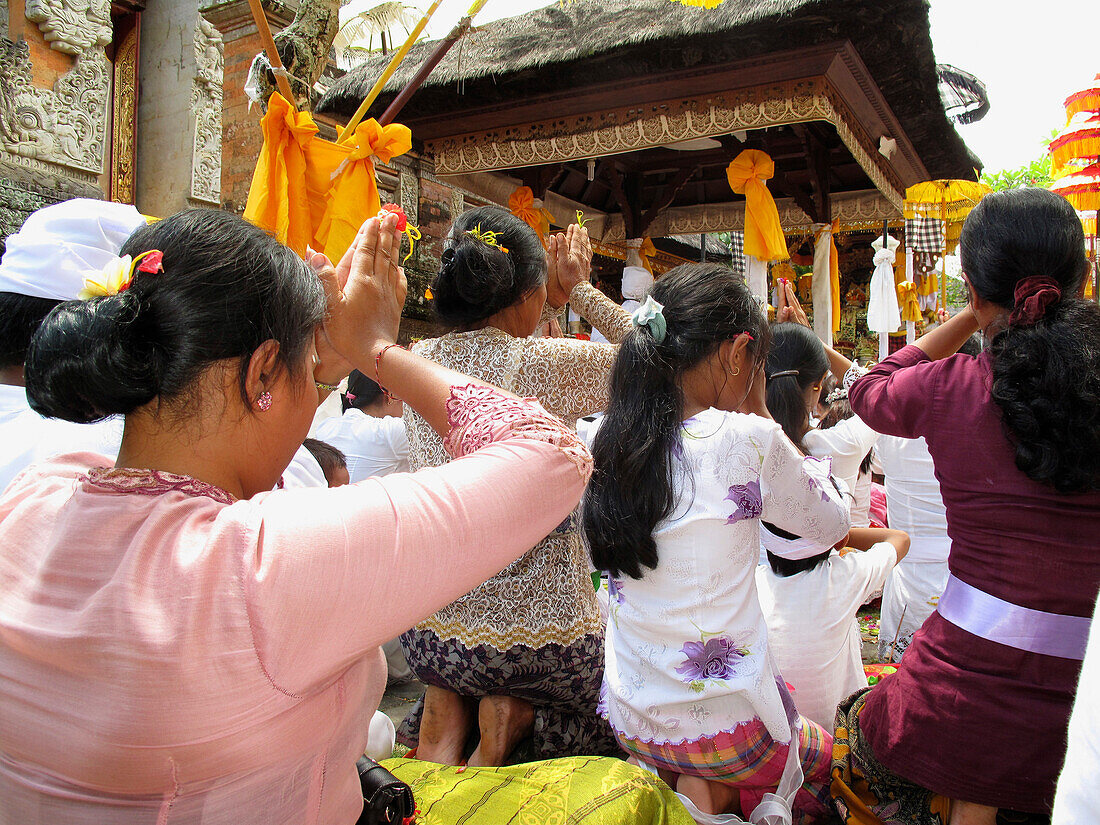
top-left (397, 627), bottom-right (620, 759)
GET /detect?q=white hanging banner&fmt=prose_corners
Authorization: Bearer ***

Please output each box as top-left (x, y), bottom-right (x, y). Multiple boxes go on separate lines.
top-left (747, 256), bottom-right (769, 302)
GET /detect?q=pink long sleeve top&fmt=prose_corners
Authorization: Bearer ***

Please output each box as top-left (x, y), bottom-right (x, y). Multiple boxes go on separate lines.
top-left (0, 385), bottom-right (591, 825)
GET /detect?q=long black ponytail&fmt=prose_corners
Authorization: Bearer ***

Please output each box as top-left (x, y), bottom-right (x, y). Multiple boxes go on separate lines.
top-left (961, 188), bottom-right (1100, 493)
top-left (583, 264), bottom-right (768, 579)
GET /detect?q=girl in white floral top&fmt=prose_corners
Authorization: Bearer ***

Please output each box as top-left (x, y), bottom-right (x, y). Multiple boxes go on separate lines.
top-left (584, 264), bottom-right (850, 823)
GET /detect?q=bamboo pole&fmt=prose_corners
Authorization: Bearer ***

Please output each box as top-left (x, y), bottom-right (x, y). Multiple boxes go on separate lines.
top-left (337, 0), bottom-right (446, 143)
top-left (378, 0), bottom-right (491, 127)
top-left (246, 0), bottom-right (297, 107)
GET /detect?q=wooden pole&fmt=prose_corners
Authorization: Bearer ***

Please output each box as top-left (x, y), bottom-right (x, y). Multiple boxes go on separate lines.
top-left (377, 0), bottom-right (490, 128)
top-left (246, 0), bottom-right (296, 107)
top-left (336, 0), bottom-right (446, 143)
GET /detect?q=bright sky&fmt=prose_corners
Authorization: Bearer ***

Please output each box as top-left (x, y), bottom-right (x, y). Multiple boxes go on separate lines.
top-left (416, 0), bottom-right (1096, 174)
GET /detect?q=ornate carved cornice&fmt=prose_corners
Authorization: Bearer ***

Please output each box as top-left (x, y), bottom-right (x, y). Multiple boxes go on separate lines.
top-left (425, 76), bottom-right (906, 210)
top-left (26, 0), bottom-right (112, 55)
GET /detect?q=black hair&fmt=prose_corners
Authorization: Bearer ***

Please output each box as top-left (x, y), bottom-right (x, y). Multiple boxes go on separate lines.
top-left (303, 437), bottom-right (347, 481)
top-left (957, 332), bottom-right (983, 358)
top-left (818, 396), bottom-right (873, 475)
top-left (583, 263), bottom-right (769, 579)
top-left (0, 292), bottom-right (60, 370)
top-left (817, 373), bottom-right (837, 410)
top-left (766, 547), bottom-right (832, 577)
top-left (25, 209), bottom-right (325, 423)
top-left (764, 323), bottom-right (828, 452)
top-left (960, 188), bottom-right (1100, 493)
top-left (430, 205), bottom-right (547, 329)
top-left (342, 369), bottom-right (385, 413)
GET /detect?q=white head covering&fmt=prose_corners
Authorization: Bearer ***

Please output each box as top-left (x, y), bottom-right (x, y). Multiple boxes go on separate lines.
top-left (0, 199), bottom-right (147, 301)
top-left (620, 265), bottom-right (653, 301)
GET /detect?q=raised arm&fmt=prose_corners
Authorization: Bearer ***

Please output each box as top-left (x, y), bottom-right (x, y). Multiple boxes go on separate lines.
top-left (776, 279), bottom-right (858, 383)
top-left (243, 385), bottom-right (592, 695)
top-left (547, 225), bottom-right (632, 343)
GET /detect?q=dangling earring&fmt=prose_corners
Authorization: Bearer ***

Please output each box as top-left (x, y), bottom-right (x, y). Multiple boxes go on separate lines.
top-left (255, 391), bottom-right (273, 412)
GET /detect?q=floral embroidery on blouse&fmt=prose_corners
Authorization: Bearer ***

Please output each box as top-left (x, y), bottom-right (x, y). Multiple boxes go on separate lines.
top-left (843, 361), bottom-right (869, 392)
top-left (724, 479), bottom-right (762, 524)
top-left (82, 467), bottom-right (237, 505)
top-left (675, 633), bottom-right (752, 692)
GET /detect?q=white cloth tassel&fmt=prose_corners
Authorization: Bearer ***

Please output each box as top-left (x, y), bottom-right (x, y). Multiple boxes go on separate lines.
top-left (747, 256), bottom-right (768, 301)
top-left (867, 237), bottom-right (901, 336)
top-left (811, 222), bottom-right (833, 346)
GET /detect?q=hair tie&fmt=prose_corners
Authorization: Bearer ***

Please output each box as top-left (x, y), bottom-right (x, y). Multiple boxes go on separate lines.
top-left (1009, 275), bottom-right (1062, 327)
top-left (630, 295), bottom-right (667, 344)
top-left (78, 249), bottom-right (164, 300)
top-left (464, 223), bottom-right (509, 254)
top-left (768, 369), bottom-right (800, 380)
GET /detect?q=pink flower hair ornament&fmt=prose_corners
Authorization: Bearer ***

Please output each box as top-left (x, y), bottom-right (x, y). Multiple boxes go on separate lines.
top-left (78, 249), bottom-right (164, 300)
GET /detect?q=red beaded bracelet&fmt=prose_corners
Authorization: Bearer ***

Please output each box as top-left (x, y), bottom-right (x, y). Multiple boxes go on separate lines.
top-left (374, 343), bottom-right (404, 401)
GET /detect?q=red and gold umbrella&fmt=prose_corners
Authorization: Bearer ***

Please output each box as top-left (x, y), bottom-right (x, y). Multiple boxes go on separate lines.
top-left (1051, 163), bottom-right (1100, 213)
top-left (1065, 73), bottom-right (1100, 121)
top-left (1050, 112), bottom-right (1100, 174)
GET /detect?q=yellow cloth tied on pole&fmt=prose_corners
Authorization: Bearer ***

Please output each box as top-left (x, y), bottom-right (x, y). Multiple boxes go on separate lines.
top-left (244, 93), bottom-right (322, 257)
top-left (918, 268), bottom-right (938, 297)
top-left (726, 149), bottom-right (789, 263)
top-left (508, 186), bottom-right (554, 247)
top-left (898, 281), bottom-right (921, 323)
top-left (316, 118), bottom-right (412, 263)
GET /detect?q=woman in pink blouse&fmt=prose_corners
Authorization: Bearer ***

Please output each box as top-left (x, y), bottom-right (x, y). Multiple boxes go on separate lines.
top-left (0, 209), bottom-right (594, 824)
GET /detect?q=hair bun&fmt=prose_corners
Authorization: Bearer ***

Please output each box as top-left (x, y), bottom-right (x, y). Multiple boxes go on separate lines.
top-left (26, 292), bottom-right (164, 423)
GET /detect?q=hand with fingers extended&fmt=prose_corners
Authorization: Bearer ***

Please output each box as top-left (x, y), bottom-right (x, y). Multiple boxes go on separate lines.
top-left (546, 224), bottom-right (593, 309)
top-left (776, 279), bottom-right (810, 327)
top-left (316, 213), bottom-right (407, 372)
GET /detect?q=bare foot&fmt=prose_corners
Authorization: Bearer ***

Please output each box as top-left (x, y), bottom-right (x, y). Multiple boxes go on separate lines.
top-left (467, 695), bottom-right (535, 767)
top-left (677, 775), bottom-right (740, 816)
top-left (415, 686), bottom-right (475, 766)
top-left (950, 801), bottom-right (998, 825)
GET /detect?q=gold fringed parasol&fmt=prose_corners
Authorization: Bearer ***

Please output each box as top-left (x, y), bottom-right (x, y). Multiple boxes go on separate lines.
top-left (904, 179), bottom-right (991, 309)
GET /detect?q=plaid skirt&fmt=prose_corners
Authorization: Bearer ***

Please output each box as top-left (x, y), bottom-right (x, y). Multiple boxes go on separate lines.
top-left (831, 688), bottom-right (952, 825)
top-left (617, 717), bottom-right (834, 822)
top-left (398, 627), bottom-right (620, 759)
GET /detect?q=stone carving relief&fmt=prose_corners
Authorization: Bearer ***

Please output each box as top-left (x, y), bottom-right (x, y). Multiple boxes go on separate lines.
top-left (0, 38), bottom-right (109, 179)
top-left (25, 0), bottom-right (111, 55)
top-left (190, 18), bottom-right (224, 205)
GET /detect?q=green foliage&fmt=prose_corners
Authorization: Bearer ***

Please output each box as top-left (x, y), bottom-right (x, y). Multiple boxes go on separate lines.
top-left (980, 129), bottom-right (1059, 192)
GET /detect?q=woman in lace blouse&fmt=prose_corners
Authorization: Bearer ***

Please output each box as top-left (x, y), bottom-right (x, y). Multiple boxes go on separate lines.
top-left (0, 210), bottom-right (596, 824)
top-left (399, 207), bottom-right (633, 766)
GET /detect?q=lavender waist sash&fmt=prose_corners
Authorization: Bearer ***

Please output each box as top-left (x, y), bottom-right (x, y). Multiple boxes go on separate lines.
top-left (937, 574), bottom-right (1090, 660)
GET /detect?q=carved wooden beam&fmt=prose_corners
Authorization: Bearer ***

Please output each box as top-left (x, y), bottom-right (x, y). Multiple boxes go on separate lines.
top-left (639, 164), bottom-right (700, 235)
top-left (796, 124), bottom-right (832, 222)
top-left (759, 132), bottom-right (819, 223)
top-left (607, 163), bottom-right (643, 239)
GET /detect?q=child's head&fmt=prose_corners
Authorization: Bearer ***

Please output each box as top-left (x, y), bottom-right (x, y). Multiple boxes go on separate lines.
top-left (764, 323), bottom-right (829, 451)
top-left (343, 369), bottom-right (402, 417)
top-left (303, 438), bottom-right (349, 487)
top-left (763, 516), bottom-right (832, 576)
top-left (817, 387), bottom-right (873, 475)
top-left (583, 263), bottom-right (769, 580)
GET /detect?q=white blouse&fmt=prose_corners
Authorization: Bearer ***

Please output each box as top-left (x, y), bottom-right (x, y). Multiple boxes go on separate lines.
top-left (600, 409), bottom-right (850, 746)
top-left (313, 410), bottom-right (410, 483)
top-left (803, 415), bottom-right (879, 527)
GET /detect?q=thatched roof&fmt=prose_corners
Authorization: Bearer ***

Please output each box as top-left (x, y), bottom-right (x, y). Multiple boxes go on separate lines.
top-left (318, 0), bottom-right (980, 178)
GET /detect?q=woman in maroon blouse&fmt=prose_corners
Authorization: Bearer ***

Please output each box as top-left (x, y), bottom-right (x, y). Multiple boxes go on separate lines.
top-left (831, 188), bottom-right (1100, 825)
